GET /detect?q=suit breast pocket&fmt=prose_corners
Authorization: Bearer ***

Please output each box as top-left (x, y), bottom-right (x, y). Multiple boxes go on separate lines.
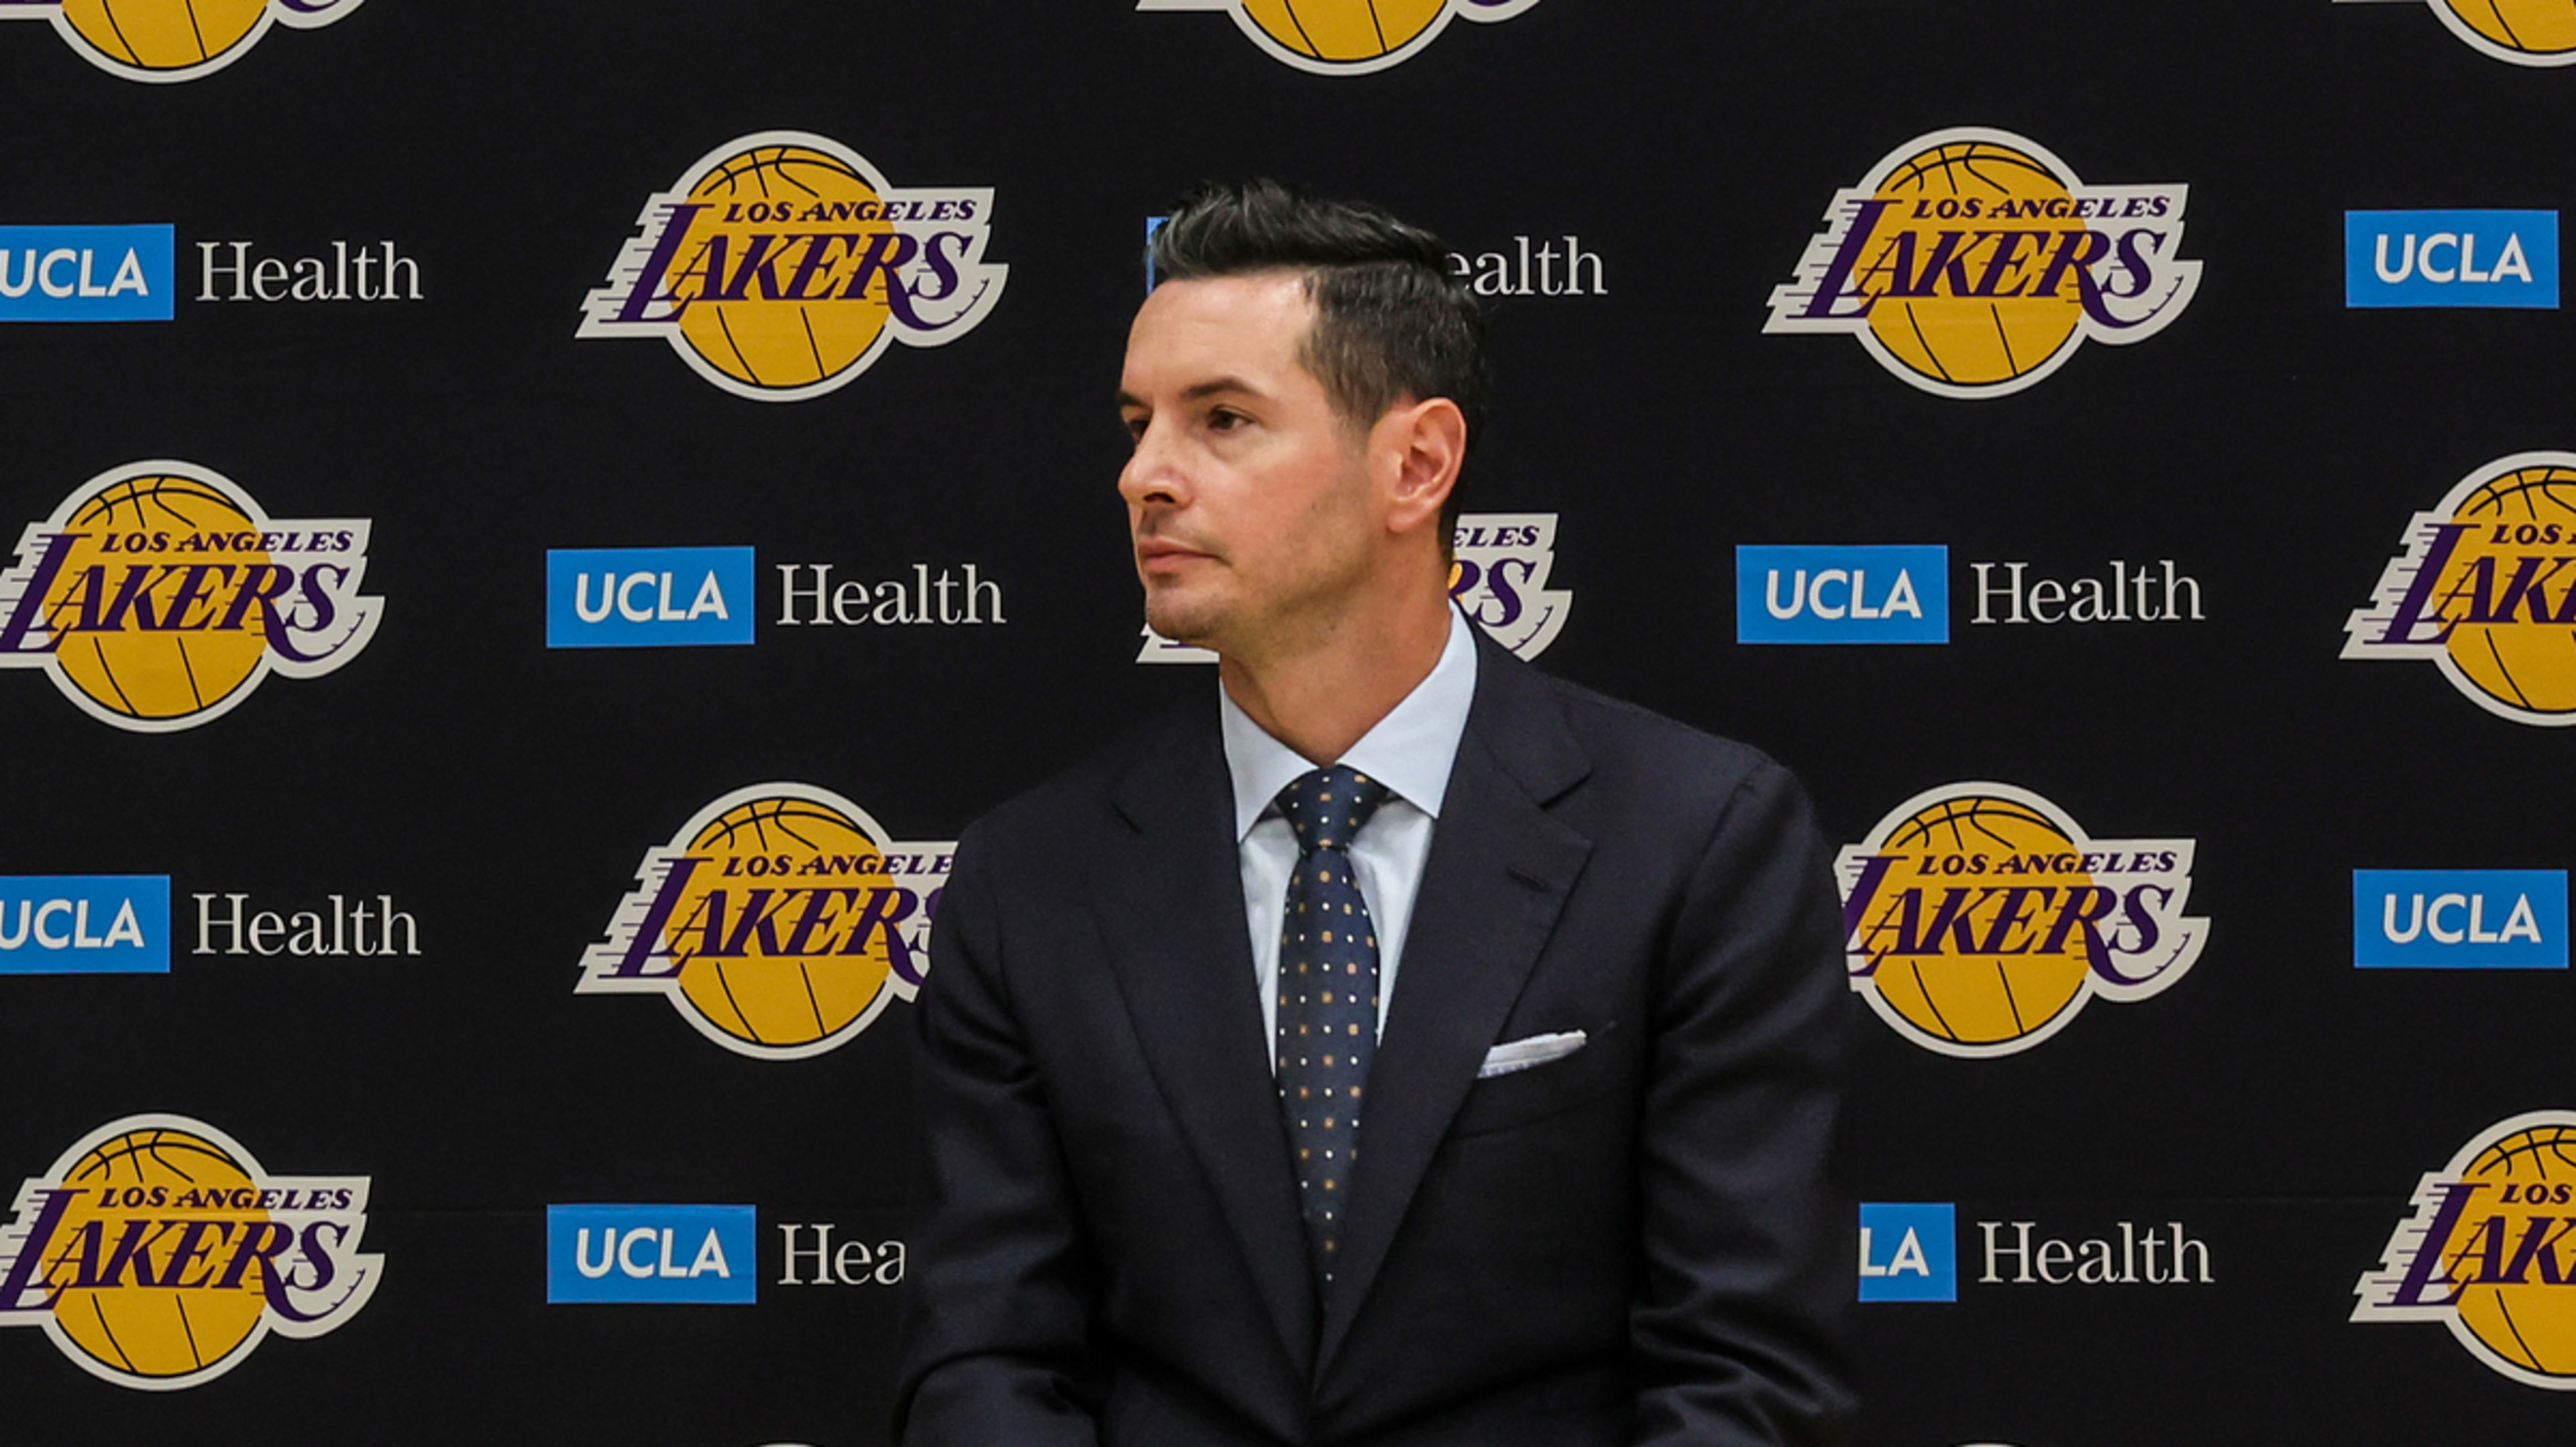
top-left (1446, 1020), bottom-right (1621, 1140)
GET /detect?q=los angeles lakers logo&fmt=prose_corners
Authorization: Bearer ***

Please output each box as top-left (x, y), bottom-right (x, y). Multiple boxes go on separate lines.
top-left (2345, 452), bottom-right (2576, 727)
top-left (0, 1115), bottom-right (378, 1390)
top-left (1766, 129), bottom-right (2201, 398)
top-left (0, 0), bottom-right (360, 83)
top-left (2355, 1112), bottom-right (2576, 1389)
top-left (0, 461), bottom-right (380, 733)
top-left (580, 133), bottom-right (1006, 403)
top-left (1137, 0), bottom-right (1541, 74)
top-left (1142, 511), bottom-right (1572, 661)
top-left (580, 784), bottom-right (951, 1059)
top-left (1838, 784), bottom-right (2206, 1057)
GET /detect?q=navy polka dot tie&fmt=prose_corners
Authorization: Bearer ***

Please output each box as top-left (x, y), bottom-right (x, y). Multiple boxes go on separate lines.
top-left (1273, 763), bottom-right (1391, 1292)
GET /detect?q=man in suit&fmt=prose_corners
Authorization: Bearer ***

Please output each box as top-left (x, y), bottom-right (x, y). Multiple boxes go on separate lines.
top-left (894, 180), bottom-right (1854, 1446)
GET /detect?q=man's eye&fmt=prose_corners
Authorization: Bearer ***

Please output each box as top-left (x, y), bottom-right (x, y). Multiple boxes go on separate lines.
top-left (1208, 410), bottom-right (1245, 431)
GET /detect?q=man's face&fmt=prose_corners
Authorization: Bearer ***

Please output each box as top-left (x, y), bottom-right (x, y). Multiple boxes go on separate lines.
top-left (1116, 272), bottom-right (1379, 655)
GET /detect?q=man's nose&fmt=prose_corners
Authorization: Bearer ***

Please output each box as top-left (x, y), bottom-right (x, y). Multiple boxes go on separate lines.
top-left (1118, 423), bottom-right (1191, 509)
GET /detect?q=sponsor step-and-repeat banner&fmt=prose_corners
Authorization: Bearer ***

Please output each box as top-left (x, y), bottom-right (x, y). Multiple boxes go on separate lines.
top-left (3, 3), bottom-right (2569, 1444)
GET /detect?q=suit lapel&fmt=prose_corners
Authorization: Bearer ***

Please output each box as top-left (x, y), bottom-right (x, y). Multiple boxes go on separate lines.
top-left (1093, 706), bottom-right (1320, 1378)
top-left (1318, 640), bottom-right (1594, 1372)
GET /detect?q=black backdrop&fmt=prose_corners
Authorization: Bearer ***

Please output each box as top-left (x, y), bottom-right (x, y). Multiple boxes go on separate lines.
top-left (3, 1), bottom-right (2572, 1442)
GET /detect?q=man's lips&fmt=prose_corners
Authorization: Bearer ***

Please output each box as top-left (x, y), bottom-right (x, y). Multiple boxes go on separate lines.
top-left (1136, 537), bottom-right (1219, 570)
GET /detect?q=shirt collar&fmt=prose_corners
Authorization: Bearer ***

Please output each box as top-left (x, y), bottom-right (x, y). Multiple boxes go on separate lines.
top-left (1218, 605), bottom-right (1480, 842)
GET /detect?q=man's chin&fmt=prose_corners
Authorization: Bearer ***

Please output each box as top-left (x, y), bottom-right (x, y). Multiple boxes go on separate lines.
top-left (1144, 592), bottom-right (1230, 650)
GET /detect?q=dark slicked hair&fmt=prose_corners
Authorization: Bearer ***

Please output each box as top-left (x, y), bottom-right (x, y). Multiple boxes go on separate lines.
top-left (1149, 178), bottom-right (1488, 525)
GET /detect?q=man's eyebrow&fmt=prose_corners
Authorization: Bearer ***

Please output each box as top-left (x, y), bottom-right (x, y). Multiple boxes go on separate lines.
top-left (1114, 377), bottom-right (1269, 410)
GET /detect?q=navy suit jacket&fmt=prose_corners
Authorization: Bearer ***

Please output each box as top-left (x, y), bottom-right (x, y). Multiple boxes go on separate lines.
top-left (895, 635), bottom-right (1855, 1446)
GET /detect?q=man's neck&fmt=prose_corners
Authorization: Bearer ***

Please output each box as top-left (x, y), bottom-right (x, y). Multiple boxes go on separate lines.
top-left (1218, 583), bottom-right (1454, 766)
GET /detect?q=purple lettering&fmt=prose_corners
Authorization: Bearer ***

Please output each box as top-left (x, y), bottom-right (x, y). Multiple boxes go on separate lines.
top-left (712, 233), bottom-right (795, 304)
top-left (0, 532), bottom-right (83, 654)
top-left (264, 1221), bottom-right (347, 1324)
top-left (1881, 229), bottom-right (1978, 299)
top-left (837, 886), bottom-right (921, 985)
top-left (0, 1188), bottom-right (78, 1310)
top-left (95, 1218), bottom-right (181, 1289)
top-left (2036, 886), bottom-right (2119, 969)
top-left (264, 562), bottom-right (349, 664)
top-left (158, 564), bottom-right (237, 632)
top-left (215, 1221), bottom-right (295, 1291)
top-left (1839, 854), bottom-right (1898, 969)
top-left (1795, 200), bottom-right (1894, 321)
top-left (1975, 886), bottom-right (2056, 955)
top-left (158, 1218), bottom-right (237, 1289)
top-left (714, 888), bottom-right (800, 959)
top-left (2373, 525), bottom-right (2471, 647)
top-left (2502, 1215), bottom-right (2576, 1286)
top-left (2471, 554), bottom-right (2576, 625)
top-left (1969, 230), bottom-right (2043, 298)
top-left (607, 856), bottom-right (705, 979)
top-left (612, 204), bottom-right (711, 324)
top-left (2387, 1181), bottom-right (2486, 1307)
top-left (2027, 228), bottom-right (2110, 303)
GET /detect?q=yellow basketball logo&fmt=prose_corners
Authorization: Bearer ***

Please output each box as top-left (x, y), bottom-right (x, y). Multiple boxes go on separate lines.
top-left (2357, 1111), bottom-right (2576, 1389)
top-left (1768, 128), bottom-right (2202, 398)
top-left (0, 1114), bottom-right (378, 1390)
top-left (2345, 451), bottom-right (2576, 727)
top-left (0, 460), bottom-right (380, 733)
top-left (2407, 0), bottom-right (2576, 66)
top-left (579, 784), bottom-right (953, 1060)
top-left (1838, 783), bottom-right (2207, 1057)
top-left (1136, 0), bottom-right (1541, 74)
top-left (580, 133), bottom-right (1006, 402)
top-left (1, 0), bottom-right (362, 83)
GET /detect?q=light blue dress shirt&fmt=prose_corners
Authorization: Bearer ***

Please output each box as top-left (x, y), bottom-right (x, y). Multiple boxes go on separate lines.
top-left (1219, 606), bottom-right (1479, 1062)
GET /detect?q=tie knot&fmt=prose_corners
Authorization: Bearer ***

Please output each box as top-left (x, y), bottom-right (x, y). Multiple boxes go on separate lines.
top-left (1274, 765), bottom-right (1391, 855)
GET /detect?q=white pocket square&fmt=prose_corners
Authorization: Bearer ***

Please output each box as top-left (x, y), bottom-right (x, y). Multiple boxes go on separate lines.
top-left (1477, 1030), bottom-right (1587, 1079)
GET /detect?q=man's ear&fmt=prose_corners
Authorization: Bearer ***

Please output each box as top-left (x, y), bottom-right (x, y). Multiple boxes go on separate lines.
top-left (1378, 396), bottom-right (1466, 541)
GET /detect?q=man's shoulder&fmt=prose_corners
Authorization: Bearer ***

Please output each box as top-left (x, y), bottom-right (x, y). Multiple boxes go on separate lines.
top-left (1488, 649), bottom-right (1794, 812)
top-left (955, 700), bottom-right (1201, 857)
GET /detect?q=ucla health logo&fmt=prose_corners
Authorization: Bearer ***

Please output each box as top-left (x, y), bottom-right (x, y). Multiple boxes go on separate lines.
top-left (1839, 784), bottom-right (2206, 1057)
top-left (1137, 0), bottom-right (1540, 74)
top-left (1859, 1202), bottom-right (1957, 1302)
top-left (0, 0), bottom-right (358, 81)
top-left (1143, 512), bottom-right (1570, 661)
top-left (2356, 1112), bottom-right (2576, 1388)
top-left (579, 784), bottom-right (951, 1060)
top-left (2337, 0), bottom-right (2576, 66)
top-left (547, 1204), bottom-right (755, 1305)
top-left (581, 133), bottom-right (1006, 402)
top-left (2348, 211), bottom-right (2559, 309)
top-left (0, 876), bottom-right (169, 973)
top-left (0, 1115), bottom-right (377, 1390)
top-left (1738, 545), bottom-right (1948, 644)
top-left (0, 462), bottom-right (379, 733)
top-left (6, 227), bottom-right (425, 320)
top-left (0, 226), bottom-right (172, 321)
top-left (2344, 452), bottom-right (2576, 727)
top-left (1767, 129), bottom-right (2200, 398)
top-left (2355, 870), bottom-right (2568, 968)
top-left (547, 547), bottom-right (755, 649)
